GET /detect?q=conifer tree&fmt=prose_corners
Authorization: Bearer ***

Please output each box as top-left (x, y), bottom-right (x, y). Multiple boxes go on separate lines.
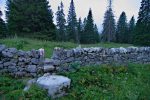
top-left (77, 18), bottom-right (83, 42)
top-left (56, 1), bottom-right (66, 41)
top-left (134, 0), bottom-right (150, 45)
top-left (83, 17), bottom-right (87, 30)
top-left (101, 0), bottom-right (116, 42)
top-left (0, 10), bottom-right (7, 38)
top-left (81, 8), bottom-right (98, 44)
top-left (116, 12), bottom-right (128, 43)
top-left (6, 0), bottom-right (56, 40)
top-left (94, 24), bottom-right (100, 42)
top-left (67, 0), bottom-right (77, 42)
top-left (128, 16), bottom-right (135, 43)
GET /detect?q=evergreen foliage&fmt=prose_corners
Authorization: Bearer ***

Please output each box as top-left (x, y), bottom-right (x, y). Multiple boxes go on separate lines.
top-left (0, 10), bottom-right (7, 38)
top-left (67, 0), bottom-right (77, 42)
top-left (81, 9), bottom-right (99, 44)
top-left (94, 24), bottom-right (100, 42)
top-left (6, 0), bottom-right (56, 40)
top-left (101, 0), bottom-right (116, 42)
top-left (56, 1), bottom-right (66, 41)
top-left (116, 12), bottom-right (128, 43)
top-left (77, 18), bottom-right (83, 43)
top-left (128, 16), bottom-right (135, 43)
top-left (134, 0), bottom-right (150, 45)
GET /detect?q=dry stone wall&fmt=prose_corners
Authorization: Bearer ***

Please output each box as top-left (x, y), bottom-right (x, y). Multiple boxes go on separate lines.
top-left (50, 47), bottom-right (150, 71)
top-left (1, 44), bottom-right (150, 77)
top-left (0, 45), bottom-right (44, 77)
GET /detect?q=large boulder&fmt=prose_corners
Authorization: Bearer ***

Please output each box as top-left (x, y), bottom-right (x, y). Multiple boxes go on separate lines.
top-left (36, 74), bottom-right (71, 98)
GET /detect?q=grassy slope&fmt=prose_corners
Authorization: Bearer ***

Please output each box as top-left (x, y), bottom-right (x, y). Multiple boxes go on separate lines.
top-left (1, 38), bottom-right (149, 99)
top-left (0, 64), bottom-right (150, 100)
top-left (0, 38), bottom-right (133, 57)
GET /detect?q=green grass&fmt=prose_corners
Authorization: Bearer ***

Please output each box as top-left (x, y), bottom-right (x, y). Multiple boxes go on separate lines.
top-left (61, 64), bottom-right (150, 100)
top-left (0, 75), bottom-right (50, 100)
top-left (0, 64), bottom-right (150, 100)
top-left (1, 38), bottom-right (146, 99)
top-left (0, 37), bottom-right (133, 57)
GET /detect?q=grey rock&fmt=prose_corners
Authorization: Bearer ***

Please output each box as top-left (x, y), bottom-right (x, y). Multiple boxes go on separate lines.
top-left (31, 50), bottom-right (39, 58)
top-left (66, 50), bottom-right (74, 57)
top-left (27, 51), bottom-right (32, 57)
top-left (30, 73), bottom-right (37, 77)
top-left (45, 59), bottom-right (61, 66)
top-left (3, 62), bottom-right (11, 67)
top-left (31, 58), bottom-right (39, 65)
top-left (8, 66), bottom-right (18, 72)
top-left (10, 59), bottom-right (18, 63)
top-left (8, 48), bottom-right (18, 53)
top-left (18, 62), bottom-right (25, 67)
top-left (44, 65), bottom-right (55, 72)
top-left (15, 71), bottom-right (26, 77)
top-left (18, 50), bottom-right (26, 56)
top-left (27, 65), bottom-right (37, 73)
top-left (37, 75), bottom-right (71, 98)
top-left (2, 51), bottom-right (13, 58)
top-left (0, 64), bottom-right (3, 69)
top-left (0, 45), bottom-right (6, 52)
top-left (0, 61), bottom-right (3, 64)
top-left (44, 58), bottom-right (52, 64)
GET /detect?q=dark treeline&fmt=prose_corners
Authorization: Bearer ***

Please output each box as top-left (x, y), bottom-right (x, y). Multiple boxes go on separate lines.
top-left (0, 0), bottom-right (149, 45)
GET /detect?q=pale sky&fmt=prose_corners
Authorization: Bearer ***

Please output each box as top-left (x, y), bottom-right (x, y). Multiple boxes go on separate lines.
top-left (0, 0), bottom-right (141, 32)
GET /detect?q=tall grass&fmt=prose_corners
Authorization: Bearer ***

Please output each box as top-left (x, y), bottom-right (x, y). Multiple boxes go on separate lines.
top-left (0, 38), bottom-right (133, 57)
top-left (0, 64), bottom-right (150, 99)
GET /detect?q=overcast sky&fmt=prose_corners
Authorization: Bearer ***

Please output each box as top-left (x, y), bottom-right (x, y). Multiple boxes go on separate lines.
top-left (0, 0), bottom-right (141, 32)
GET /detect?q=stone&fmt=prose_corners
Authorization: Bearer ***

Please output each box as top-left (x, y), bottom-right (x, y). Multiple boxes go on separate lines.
top-left (3, 62), bottom-right (11, 67)
top-left (27, 65), bottom-right (37, 73)
top-left (44, 65), bottom-right (55, 72)
top-left (31, 58), bottom-right (39, 64)
top-left (15, 71), bottom-right (26, 77)
top-left (8, 48), bottom-right (18, 53)
top-left (119, 47), bottom-right (127, 53)
top-left (0, 45), bottom-right (6, 52)
top-left (44, 58), bottom-right (52, 64)
top-left (2, 51), bottom-right (13, 58)
top-left (36, 74), bottom-right (71, 98)
top-left (66, 50), bottom-right (74, 57)
top-left (27, 51), bottom-right (32, 57)
top-left (45, 59), bottom-right (61, 66)
top-left (8, 66), bottom-right (18, 72)
top-left (0, 64), bottom-right (3, 69)
top-left (18, 50), bottom-right (26, 56)
top-left (0, 61), bottom-right (3, 64)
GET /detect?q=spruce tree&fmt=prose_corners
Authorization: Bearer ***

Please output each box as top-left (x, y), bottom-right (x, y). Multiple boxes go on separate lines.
top-left (134, 0), bottom-right (150, 45)
top-left (67, 0), bottom-right (77, 42)
top-left (77, 18), bottom-right (83, 43)
top-left (81, 8), bottom-right (98, 44)
top-left (128, 16), bottom-right (135, 43)
top-left (94, 24), bottom-right (100, 42)
top-left (83, 17), bottom-right (87, 29)
top-left (0, 10), bottom-right (7, 38)
top-left (6, 0), bottom-right (56, 40)
top-left (101, 0), bottom-right (116, 42)
top-left (116, 12), bottom-right (128, 43)
top-left (56, 1), bottom-right (66, 41)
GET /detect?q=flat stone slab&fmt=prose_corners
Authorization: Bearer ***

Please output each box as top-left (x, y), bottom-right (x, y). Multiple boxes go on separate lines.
top-left (44, 65), bottom-right (55, 72)
top-left (36, 74), bottom-right (71, 98)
